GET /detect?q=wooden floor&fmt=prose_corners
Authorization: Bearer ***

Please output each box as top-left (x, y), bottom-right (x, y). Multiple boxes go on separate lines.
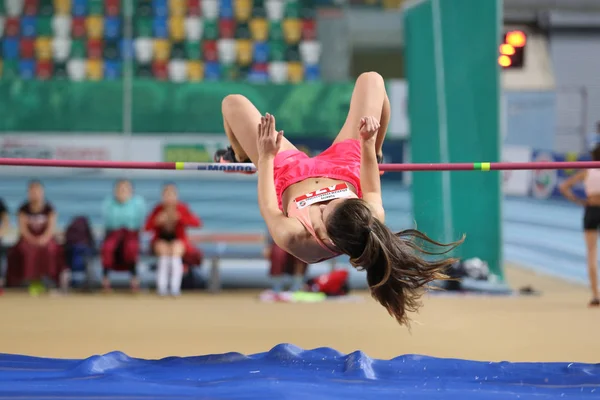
top-left (0, 264), bottom-right (597, 363)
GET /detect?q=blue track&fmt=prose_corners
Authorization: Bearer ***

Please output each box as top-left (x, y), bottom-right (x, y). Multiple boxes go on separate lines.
top-left (1, 344), bottom-right (598, 399)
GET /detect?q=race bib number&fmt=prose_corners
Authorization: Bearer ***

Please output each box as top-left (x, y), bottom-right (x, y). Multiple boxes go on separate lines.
top-left (294, 183), bottom-right (354, 210)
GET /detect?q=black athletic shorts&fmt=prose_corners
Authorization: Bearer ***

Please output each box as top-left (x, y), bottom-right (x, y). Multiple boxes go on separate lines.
top-left (584, 206), bottom-right (600, 230)
top-left (158, 230), bottom-right (177, 242)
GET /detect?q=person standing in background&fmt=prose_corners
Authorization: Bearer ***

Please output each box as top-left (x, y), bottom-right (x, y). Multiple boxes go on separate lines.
top-left (264, 231), bottom-right (309, 294)
top-left (0, 199), bottom-right (10, 294)
top-left (101, 180), bottom-right (146, 293)
top-left (145, 183), bottom-right (202, 297)
top-left (6, 180), bottom-right (67, 294)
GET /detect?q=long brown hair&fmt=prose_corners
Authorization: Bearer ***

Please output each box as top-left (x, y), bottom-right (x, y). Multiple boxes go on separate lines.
top-left (325, 198), bottom-right (464, 326)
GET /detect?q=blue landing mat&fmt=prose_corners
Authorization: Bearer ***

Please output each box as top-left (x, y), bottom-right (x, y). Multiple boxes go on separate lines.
top-left (0, 344), bottom-right (598, 399)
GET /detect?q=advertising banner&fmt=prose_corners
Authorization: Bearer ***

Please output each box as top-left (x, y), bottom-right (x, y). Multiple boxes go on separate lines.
top-left (502, 145), bottom-right (531, 196)
top-left (530, 150), bottom-right (588, 200)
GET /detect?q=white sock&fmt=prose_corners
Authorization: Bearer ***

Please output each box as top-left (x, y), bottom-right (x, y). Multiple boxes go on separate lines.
top-left (156, 256), bottom-right (170, 296)
top-left (170, 256), bottom-right (184, 296)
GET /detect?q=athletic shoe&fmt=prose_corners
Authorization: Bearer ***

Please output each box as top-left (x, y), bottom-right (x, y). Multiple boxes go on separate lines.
top-left (213, 146), bottom-right (256, 175)
top-left (589, 298), bottom-right (600, 307)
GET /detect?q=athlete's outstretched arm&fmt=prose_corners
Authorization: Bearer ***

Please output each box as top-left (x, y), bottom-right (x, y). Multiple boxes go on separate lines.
top-left (360, 116), bottom-right (385, 222)
top-left (257, 114), bottom-right (303, 251)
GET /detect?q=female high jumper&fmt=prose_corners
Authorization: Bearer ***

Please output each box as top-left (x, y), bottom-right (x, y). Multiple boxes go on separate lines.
top-left (214, 72), bottom-right (463, 325)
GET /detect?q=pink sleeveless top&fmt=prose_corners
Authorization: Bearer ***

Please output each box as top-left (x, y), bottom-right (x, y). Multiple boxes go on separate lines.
top-left (286, 183), bottom-right (358, 262)
top-left (584, 169), bottom-right (600, 196)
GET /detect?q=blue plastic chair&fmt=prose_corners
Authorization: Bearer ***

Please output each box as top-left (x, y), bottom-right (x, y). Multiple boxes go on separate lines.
top-left (20, 17), bottom-right (37, 38)
top-left (304, 64), bottom-right (320, 81)
top-left (247, 69), bottom-right (268, 84)
top-left (72, 0), bottom-right (88, 17)
top-left (104, 60), bottom-right (122, 80)
top-left (219, 0), bottom-right (234, 19)
top-left (104, 17), bottom-right (121, 40)
top-left (203, 61), bottom-right (221, 81)
top-left (120, 39), bottom-right (134, 60)
top-left (153, 16), bottom-right (168, 38)
top-left (152, 0), bottom-right (168, 17)
top-left (2, 38), bottom-right (20, 60)
top-left (253, 42), bottom-right (269, 63)
top-left (19, 60), bottom-right (36, 79)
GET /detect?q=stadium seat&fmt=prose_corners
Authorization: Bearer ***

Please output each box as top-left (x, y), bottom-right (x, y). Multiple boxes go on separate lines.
top-left (86, 59), bottom-right (103, 80)
top-left (39, 0), bottom-right (54, 16)
top-left (187, 0), bottom-right (200, 16)
top-left (201, 0), bottom-right (218, 19)
top-left (36, 60), bottom-right (53, 79)
top-left (53, 61), bottom-right (67, 78)
top-left (233, 0), bottom-right (251, 22)
top-left (265, 0), bottom-right (284, 21)
top-left (85, 16), bottom-right (103, 39)
top-left (169, 0), bottom-right (186, 16)
top-left (187, 60), bottom-right (202, 81)
top-left (152, 60), bottom-right (168, 80)
top-left (136, 0), bottom-right (152, 17)
top-left (383, 0), bottom-right (403, 8)
top-left (249, 17), bottom-right (268, 41)
top-left (135, 62), bottom-right (152, 77)
top-left (253, 5), bottom-right (266, 19)
top-left (52, 15), bottom-right (71, 38)
top-left (269, 20), bottom-right (283, 41)
top-left (135, 17), bottom-right (152, 37)
top-left (219, 18), bottom-right (235, 39)
top-left (134, 37), bottom-right (153, 62)
top-left (236, 38), bottom-right (252, 66)
top-left (104, 59), bottom-right (121, 79)
top-left (217, 38), bottom-right (235, 64)
top-left (21, 17), bottom-right (37, 38)
top-left (168, 59), bottom-right (186, 82)
top-left (2, 60), bottom-right (19, 78)
top-left (299, 40), bottom-right (319, 64)
top-left (153, 38), bottom-right (170, 61)
top-left (71, 17), bottom-right (86, 38)
top-left (72, 0), bottom-right (87, 16)
top-left (184, 17), bottom-right (202, 41)
top-left (171, 40), bottom-right (185, 57)
top-left (268, 61), bottom-right (286, 83)
top-left (37, 16), bottom-right (53, 36)
top-left (203, 18), bottom-right (218, 40)
top-left (303, 63), bottom-right (319, 81)
top-left (253, 41), bottom-right (268, 63)
top-left (87, 39), bottom-right (102, 59)
top-left (5, 0), bottom-right (24, 16)
top-left (3, 38), bottom-right (19, 60)
top-left (52, 37), bottom-right (71, 61)
top-left (268, 39), bottom-right (285, 61)
top-left (301, 18), bottom-right (316, 40)
top-left (287, 60), bottom-right (302, 82)
top-left (104, 16), bottom-right (121, 40)
top-left (282, 18), bottom-right (300, 44)
top-left (5, 18), bottom-right (20, 37)
top-left (24, 0), bottom-right (39, 16)
top-left (185, 40), bottom-right (200, 59)
top-left (35, 37), bottom-right (52, 60)
top-left (221, 63), bottom-right (238, 81)
top-left (300, 5), bottom-right (315, 20)
top-left (247, 63), bottom-right (268, 83)
top-left (203, 60), bottom-right (219, 80)
top-left (235, 22), bottom-right (250, 39)
top-left (19, 59), bottom-right (36, 79)
top-left (202, 39), bottom-right (217, 61)
top-left (88, 0), bottom-right (103, 15)
top-left (106, 0), bottom-right (120, 16)
top-left (70, 39), bottom-right (85, 57)
top-left (284, 0), bottom-right (299, 18)
top-left (219, 1), bottom-right (233, 19)
top-left (153, 16), bottom-right (168, 38)
top-left (103, 39), bottom-right (119, 59)
top-left (54, 0), bottom-right (71, 15)
top-left (20, 38), bottom-right (35, 59)
top-left (152, 0), bottom-right (168, 17)
top-left (169, 16), bottom-right (185, 41)
top-left (120, 38), bottom-right (133, 59)
top-left (285, 44), bottom-right (299, 62)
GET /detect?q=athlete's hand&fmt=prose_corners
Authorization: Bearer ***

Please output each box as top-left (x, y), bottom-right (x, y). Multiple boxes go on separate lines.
top-left (257, 113), bottom-right (283, 160)
top-left (359, 116), bottom-right (380, 144)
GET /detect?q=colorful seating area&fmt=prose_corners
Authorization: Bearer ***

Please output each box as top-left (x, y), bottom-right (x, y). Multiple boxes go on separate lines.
top-left (0, 0), bottom-right (321, 82)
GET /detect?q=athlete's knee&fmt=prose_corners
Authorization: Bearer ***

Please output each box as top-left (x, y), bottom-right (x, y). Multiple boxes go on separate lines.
top-left (222, 94), bottom-right (248, 112)
top-left (356, 71), bottom-right (384, 88)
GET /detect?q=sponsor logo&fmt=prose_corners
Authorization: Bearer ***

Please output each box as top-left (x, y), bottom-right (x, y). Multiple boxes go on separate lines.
top-left (206, 164), bottom-right (255, 172)
top-left (531, 152), bottom-right (557, 199)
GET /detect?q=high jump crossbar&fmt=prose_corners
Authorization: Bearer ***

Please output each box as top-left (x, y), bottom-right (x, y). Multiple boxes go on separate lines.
top-left (0, 158), bottom-right (597, 172)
